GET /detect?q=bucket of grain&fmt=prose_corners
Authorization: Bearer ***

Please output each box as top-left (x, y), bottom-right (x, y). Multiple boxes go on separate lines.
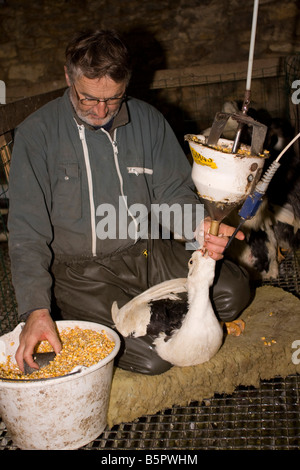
top-left (0, 320), bottom-right (120, 450)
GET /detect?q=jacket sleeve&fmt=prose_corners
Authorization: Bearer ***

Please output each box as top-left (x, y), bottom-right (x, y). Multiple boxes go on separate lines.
top-left (149, 109), bottom-right (204, 240)
top-left (8, 124), bottom-right (54, 318)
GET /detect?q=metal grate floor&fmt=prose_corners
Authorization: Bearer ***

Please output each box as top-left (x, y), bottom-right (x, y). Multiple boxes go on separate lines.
top-left (81, 375), bottom-right (300, 451)
top-left (0, 250), bottom-right (300, 451)
top-left (1, 375), bottom-right (299, 450)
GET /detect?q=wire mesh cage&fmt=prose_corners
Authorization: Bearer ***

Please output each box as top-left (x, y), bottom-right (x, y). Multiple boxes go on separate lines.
top-left (143, 59), bottom-right (291, 150)
top-left (0, 134), bottom-right (18, 333)
top-left (0, 56), bottom-right (300, 451)
top-left (0, 132), bottom-right (11, 242)
top-left (80, 374), bottom-right (300, 451)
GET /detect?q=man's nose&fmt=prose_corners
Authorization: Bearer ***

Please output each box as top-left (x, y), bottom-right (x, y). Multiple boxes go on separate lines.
top-left (94, 100), bottom-right (108, 116)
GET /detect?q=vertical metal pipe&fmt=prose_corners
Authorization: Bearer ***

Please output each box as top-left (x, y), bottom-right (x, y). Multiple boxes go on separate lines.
top-left (232, 0), bottom-right (259, 153)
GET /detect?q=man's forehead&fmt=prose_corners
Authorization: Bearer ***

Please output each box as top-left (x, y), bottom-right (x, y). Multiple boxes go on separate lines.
top-left (75, 75), bottom-right (126, 97)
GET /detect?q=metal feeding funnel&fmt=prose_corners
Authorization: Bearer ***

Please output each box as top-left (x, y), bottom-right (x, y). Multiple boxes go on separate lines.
top-left (185, 132), bottom-right (268, 235)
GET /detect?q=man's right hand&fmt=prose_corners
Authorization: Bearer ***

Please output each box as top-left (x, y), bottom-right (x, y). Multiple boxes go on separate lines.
top-left (15, 309), bottom-right (62, 372)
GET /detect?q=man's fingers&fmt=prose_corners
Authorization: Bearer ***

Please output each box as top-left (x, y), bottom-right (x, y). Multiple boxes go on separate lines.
top-left (14, 309), bottom-right (62, 372)
top-left (15, 339), bottom-right (38, 371)
top-left (202, 221), bottom-right (245, 261)
top-left (15, 346), bottom-right (25, 372)
top-left (23, 351), bottom-right (39, 371)
top-left (218, 222), bottom-right (245, 241)
top-left (46, 333), bottom-right (62, 356)
top-left (203, 218), bottom-right (245, 241)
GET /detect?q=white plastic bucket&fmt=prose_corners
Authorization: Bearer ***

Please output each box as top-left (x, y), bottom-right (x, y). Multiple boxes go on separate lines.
top-left (0, 320), bottom-right (120, 450)
top-left (186, 134), bottom-right (267, 204)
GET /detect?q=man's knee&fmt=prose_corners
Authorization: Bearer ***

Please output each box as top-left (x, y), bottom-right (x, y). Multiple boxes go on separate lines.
top-left (116, 334), bottom-right (172, 375)
top-left (212, 259), bottom-right (251, 322)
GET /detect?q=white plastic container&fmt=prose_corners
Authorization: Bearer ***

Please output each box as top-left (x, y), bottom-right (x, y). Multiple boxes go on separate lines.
top-left (0, 320), bottom-right (120, 450)
top-left (186, 134), bottom-right (267, 204)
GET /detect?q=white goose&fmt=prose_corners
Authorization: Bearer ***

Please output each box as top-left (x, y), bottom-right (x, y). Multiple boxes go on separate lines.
top-left (112, 249), bottom-right (224, 367)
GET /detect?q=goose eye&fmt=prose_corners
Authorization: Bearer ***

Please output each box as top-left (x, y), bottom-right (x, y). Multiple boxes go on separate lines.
top-left (189, 259), bottom-right (193, 265)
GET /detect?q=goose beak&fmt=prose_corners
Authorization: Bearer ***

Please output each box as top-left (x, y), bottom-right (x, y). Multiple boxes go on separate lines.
top-left (197, 247), bottom-right (209, 257)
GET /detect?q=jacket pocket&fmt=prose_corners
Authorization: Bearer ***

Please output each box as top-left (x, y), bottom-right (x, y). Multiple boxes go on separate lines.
top-left (52, 163), bottom-right (82, 220)
top-left (127, 166), bottom-right (153, 176)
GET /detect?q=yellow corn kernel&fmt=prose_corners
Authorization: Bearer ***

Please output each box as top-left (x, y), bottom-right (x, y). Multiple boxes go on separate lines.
top-left (261, 337), bottom-right (276, 347)
top-left (0, 326), bottom-right (115, 380)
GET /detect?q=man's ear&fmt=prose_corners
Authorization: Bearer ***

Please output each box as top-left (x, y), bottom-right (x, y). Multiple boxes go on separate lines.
top-left (64, 66), bottom-right (72, 87)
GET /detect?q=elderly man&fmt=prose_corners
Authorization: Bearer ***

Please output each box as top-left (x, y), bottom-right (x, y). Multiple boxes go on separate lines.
top-left (8, 29), bottom-right (250, 375)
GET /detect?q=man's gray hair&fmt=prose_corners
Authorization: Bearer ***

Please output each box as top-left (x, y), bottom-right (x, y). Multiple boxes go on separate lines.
top-left (65, 29), bottom-right (132, 84)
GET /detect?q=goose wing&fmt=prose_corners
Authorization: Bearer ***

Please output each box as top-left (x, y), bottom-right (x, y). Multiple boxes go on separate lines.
top-left (112, 278), bottom-right (187, 337)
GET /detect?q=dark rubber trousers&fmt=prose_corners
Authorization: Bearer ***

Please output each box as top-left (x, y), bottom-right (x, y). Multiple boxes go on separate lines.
top-left (52, 239), bottom-right (251, 375)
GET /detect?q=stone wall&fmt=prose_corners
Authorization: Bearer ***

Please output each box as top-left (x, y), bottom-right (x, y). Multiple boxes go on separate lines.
top-left (0, 0), bottom-right (300, 102)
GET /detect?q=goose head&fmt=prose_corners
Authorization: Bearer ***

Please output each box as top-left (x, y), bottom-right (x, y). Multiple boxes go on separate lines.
top-left (187, 249), bottom-right (216, 287)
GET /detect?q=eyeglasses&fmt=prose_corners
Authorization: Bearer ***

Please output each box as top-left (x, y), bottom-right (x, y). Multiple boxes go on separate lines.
top-left (73, 84), bottom-right (126, 107)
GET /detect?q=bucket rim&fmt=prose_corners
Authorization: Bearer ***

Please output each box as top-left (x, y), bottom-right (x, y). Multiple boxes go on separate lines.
top-left (185, 133), bottom-right (269, 159)
top-left (0, 320), bottom-right (121, 387)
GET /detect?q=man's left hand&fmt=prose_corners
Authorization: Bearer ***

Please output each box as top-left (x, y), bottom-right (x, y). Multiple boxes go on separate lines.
top-left (196, 218), bottom-right (245, 261)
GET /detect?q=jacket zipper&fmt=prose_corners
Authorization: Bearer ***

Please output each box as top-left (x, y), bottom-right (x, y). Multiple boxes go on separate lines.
top-left (77, 124), bottom-right (97, 257)
top-left (101, 128), bottom-right (139, 243)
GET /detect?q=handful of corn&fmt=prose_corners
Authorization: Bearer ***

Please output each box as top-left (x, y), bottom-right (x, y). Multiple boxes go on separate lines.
top-left (0, 326), bottom-right (115, 380)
